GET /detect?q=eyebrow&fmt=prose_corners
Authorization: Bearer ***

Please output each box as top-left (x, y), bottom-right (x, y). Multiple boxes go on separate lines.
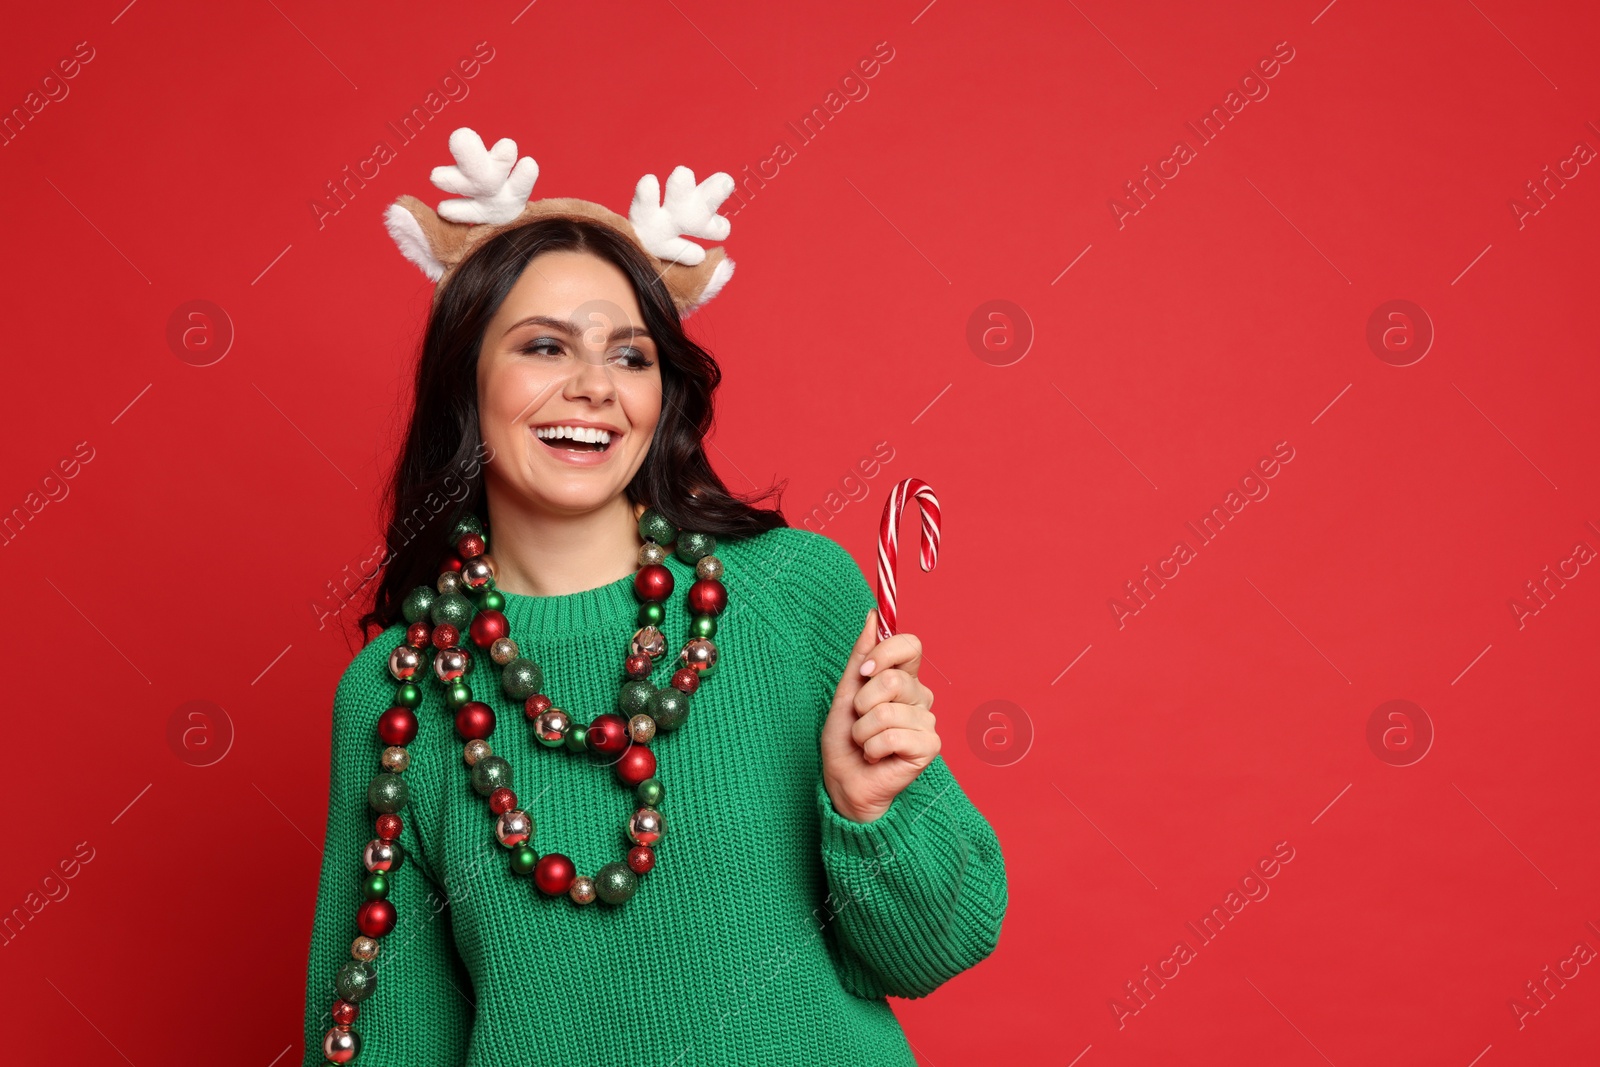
top-left (504, 315), bottom-right (652, 342)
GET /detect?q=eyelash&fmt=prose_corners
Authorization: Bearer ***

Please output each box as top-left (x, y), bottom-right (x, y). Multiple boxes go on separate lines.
top-left (520, 338), bottom-right (654, 369)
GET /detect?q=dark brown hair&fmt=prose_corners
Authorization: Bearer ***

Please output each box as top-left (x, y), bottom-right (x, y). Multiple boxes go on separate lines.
top-left (355, 215), bottom-right (785, 645)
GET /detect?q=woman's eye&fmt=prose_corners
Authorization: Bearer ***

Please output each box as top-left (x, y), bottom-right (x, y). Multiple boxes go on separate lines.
top-left (520, 338), bottom-right (563, 356)
top-left (614, 348), bottom-right (655, 369)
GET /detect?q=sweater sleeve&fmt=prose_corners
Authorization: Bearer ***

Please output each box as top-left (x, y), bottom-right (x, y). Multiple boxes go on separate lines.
top-left (300, 628), bottom-right (474, 1066)
top-left (781, 528), bottom-right (1009, 1000)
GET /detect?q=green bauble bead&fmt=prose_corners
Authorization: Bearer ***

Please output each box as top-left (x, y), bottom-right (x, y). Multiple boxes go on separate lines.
top-left (564, 723), bottom-right (588, 753)
top-left (395, 682), bottom-right (422, 709)
top-left (675, 531), bottom-right (715, 564)
top-left (595, 861), bottom-right (638, 904)
top-left (502, 658), bottom-right (544, 701)
top-left (618, 679), bottom-right (654, 717)
top-left (649, 687), bottom-right (689, 731)
top-left (451, 513), bottom-right (484, 540)
top-left (335, 960), bottom-right (376, 1003)
top-left (363, 871), bottom-right (389, 900)
top-left (636, 777), bottom-right (665, 807)
top-left (691, 614), bottom-right (716, 639)
top-left (510, 844), bottom-right (539, 876)
top-left (470, 755), bottom-right (513, 796)
top-left (480, 588), bottom-right (505, 612)
top-left (638, 508), bottom-right (677, 545)
top-left (638, 601), bottom-right (665, 627)
top-left (431, 590), bottom-right (475, 630)
top-left (402, 587), bottom-right (437, 625)
top-left (367, 773), bottom-right (409, 813)
top-left (445, 681), bottom-right (473, 710)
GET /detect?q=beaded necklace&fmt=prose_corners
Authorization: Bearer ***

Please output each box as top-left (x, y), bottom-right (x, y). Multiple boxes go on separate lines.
top-left (315, 508), bottom-right (726, 1065)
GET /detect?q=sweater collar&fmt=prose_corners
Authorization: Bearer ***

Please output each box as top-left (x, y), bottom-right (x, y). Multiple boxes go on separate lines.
top-left (494, 553), bottom-right (691, 638)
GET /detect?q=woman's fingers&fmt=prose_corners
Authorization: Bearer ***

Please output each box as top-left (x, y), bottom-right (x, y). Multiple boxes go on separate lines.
top-left (858, 631), bottom-right (923, 680)
top-left (852, 667), bottom-right (932, 718)
top-left (860, 725), bottom-right (942, 764)
top-left (850, 701), bottom-right (936, 749)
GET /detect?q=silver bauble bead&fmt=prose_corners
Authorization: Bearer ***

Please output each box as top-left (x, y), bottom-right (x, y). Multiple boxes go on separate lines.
top-left (461, 556), bottom-right (493, 589)
top-left (638, 542), bottom-right (668, 566)
top-left (695, 554), bottom-right (724, 580)
top-left (680, 637), bottom-right (718, 672)
top-left (630, 625), bottom-right (667, 660)
top-left (495, 809), bottom-right (533, 847)
top-left (533, 708), bottom-right (571, 746)
top-left (490, 637), bottom-right (519, 665)
top-left (627, 806), bottom-right (664, 846)
top-left (388, 645), bottom-right (423, 681)
top-left (381, 746), bottom-right (410, 773)
top-left (434, 646), bottom-right (470, 682)
top-left (628, 714), bottom-right (656, 743)
top-left (351, 936), bottom-right (379, 960)
top-left (569, 875), bottom-right (597, 905)
top-left (362, 839), bottom-right (398, 872)
top-left (323, 1027), bottom-right (361, 1064)
top-left (463, 739), bottom-right (492, 765)
top-left (436, 570), bottom-right (464, 596)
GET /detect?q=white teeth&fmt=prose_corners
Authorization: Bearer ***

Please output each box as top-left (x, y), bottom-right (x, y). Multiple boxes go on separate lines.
top-left (535, 425), bottom-right (612, 445)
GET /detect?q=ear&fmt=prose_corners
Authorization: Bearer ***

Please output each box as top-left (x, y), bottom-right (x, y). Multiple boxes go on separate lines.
top-left (383, 195), bottom-right (448, 281)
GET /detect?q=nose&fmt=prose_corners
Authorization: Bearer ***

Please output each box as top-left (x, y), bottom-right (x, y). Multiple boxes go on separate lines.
top-left (562, 343), bottom-right (618, 406)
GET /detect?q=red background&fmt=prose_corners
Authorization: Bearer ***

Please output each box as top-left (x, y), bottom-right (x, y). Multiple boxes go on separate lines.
top-left (3, 1), bottom-right (1598, 1063)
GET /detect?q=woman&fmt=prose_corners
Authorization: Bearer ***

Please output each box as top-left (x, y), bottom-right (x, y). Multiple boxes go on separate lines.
top-left (301, 133), bottom-right (1007, 1066)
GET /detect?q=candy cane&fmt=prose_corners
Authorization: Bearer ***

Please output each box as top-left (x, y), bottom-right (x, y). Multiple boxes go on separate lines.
top-left (875, 477), bottom-right (941, 642)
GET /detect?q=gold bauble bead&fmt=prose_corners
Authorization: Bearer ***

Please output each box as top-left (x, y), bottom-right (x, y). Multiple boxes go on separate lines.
top-left (628, 714), bottom-right (656, 743)
top-left (490, 637), bottom-right (519, 666)
top-left (638, 542), bottom-right (668, 566)
top-left (569, 876), bottom-right (597, 905)
top-left (464, 739), bottom-right (492, 765)
top-left (695, 554), bottom-right (723, 580)
top-left (436, 571), bottom-right (464, 596)
top-left (351, 936), bottom-right (379, 960)
top-left (381, 746), bottom-right (410, 773)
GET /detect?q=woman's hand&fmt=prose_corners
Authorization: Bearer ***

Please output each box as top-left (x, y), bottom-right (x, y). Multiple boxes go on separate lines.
top-left (821, 609), bottom-right (940, 823)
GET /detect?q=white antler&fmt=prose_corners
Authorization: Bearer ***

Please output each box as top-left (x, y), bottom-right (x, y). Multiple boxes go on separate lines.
top-left (431, 127), bottom-right (539, 225)
top-left (628, 166), bottom-right (735, 265)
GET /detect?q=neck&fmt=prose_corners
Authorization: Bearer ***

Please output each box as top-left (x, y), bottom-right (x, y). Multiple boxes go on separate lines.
top-left (484, 486), bottom-right (644, 598)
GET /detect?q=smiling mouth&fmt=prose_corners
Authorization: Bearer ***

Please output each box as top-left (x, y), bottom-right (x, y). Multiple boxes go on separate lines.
top-left (534, 425), bottom-right (615, 453)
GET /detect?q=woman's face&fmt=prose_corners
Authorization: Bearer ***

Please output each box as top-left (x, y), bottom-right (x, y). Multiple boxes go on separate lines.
top-left (476, 249), bottom-right (663, 518)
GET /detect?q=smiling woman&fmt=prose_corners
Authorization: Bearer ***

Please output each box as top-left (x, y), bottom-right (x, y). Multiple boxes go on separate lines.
top-left (302, 128), bottom-right (1007, 1067)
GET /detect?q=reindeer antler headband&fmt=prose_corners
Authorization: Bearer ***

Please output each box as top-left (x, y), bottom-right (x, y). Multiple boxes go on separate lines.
top-left (382, 127), bottom-right (738, 317)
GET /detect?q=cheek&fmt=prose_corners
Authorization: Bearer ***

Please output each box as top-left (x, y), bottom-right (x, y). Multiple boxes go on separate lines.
top-left (621, 374), bottom-right (664, 436)
top-left (482, 361), bottom-right (561, 427)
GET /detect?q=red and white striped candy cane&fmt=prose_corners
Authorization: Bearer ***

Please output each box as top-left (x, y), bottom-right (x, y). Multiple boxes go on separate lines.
top-left (875, 477), bottom-right (941, 642)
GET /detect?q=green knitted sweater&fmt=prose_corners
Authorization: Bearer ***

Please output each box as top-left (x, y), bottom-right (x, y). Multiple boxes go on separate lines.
top-left (300, 526), bottom-right (1007, 1066)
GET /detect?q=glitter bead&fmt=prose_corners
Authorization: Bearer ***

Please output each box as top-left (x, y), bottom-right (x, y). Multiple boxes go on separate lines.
top-left (638, 542), bottom-right (668, 566)
top-left (569, 875), bottom-right (597, 905)
top-left (630, 626), bottom-right (667, 660)
top-left (489, 787), bottom-right (517, 814)
top-left (628, 845), bottom-right (656, 875)
top-left (524, 694), bottom-right (553, 720)
top-left (648, 687), bottom-right (689, 732)
top-left (463, 739), bottom-right (492, 765)
top-left (324, 1027), bottom-right (361, 1065)
top-left (624, 654), bottom-right (652, 679)
top-left (695, 555), bottom-right (723, 581)
top-left (627, 807), bottom-right (664, 846)
top-left (334, 960), bottom-right (376, 1003)
top-left (380, 746), bottom-right (409, 773)
top-left (501, 658), bottom-right (544, 701)
top-left (430, 590), bottom-right (475, 630)
top-left (636, 778), bottom-right (665, 807)
top-left (595, 861), bottom-right (638, 904)
top-left (617, 679), bottom-right (654, 717)
top-left (367, 773), bottom-right (408, 814)
top-left (431, 624), bottom-right (461, 649)
top-left (451, 513), bottom-right (484, 540)
top-left (331, 1000), bottom-right (358, 1026)
top-left (471, 755), bottom-right (513, 796)
top-left (533, 708), bottom-right (571, 747)
top-left (405, 621), bottom-right (432, 649)
top-left (456, 532), bottom-right (486, 559)
top-left (638, 509), bottom-right (676, 545)
top-left (363, 839), bottom-right (402, 873)
top-left (350, 936), bottom-right (379, 960)
top-left (388, 645), bottom-right (423, 682)
top-left (489, 638), bottom-right (519, 666)
top-left (628, 714), bottom-right (656, 743)
top-left (374, 814), bottom-right (402, 841)
top-left (402, 587), bottom-right (437, 625)
top-left (495, 809), bottom-right (533, 847)
top-left (675, 531), bottom-right (715, 564)
top-left (670, 668), bottom-right (699, 694)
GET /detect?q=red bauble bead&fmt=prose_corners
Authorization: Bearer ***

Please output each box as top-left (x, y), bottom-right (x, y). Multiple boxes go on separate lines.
top-left (615, 744), bottom-right (656, 787)
top-left (377, 707), bottom-right (418, 747)
top-left (406, 621), bottom-right (432, 649)
top-left (624, 654), bottom-right (652, 679)
top-left (357, 899), bottom-right (396, 938)
top-left (469, 609), bottom-right (508, 649)
top-left (670, 668), bottom-right (700, 694)
top-left (687, 578), bottom-right (727, 615)
top-left (440, 554), bottom-right (463, 573)
top-left (523, 694), bottom-right (553, 721)
top-left (375, 813), bottom-right (403, 841)
top-left (431, 623), bottom-right (460, 650)
top-left (634, 564), bottom-right (674, 602)
top-left (489, 787), bottom-right (517, 815)
top-left (586, 714), bottom-right (630, 757)
top-left (454, 702), bottom-right (495, 740)
top-left (456, 532), bottom-right (486, 559)
top-left (627, 845), bottom-right (656, 875)
top-left (534, 853), bottom-right (576, 896)
top-left (331, 1000), bottom-right (359, 1026)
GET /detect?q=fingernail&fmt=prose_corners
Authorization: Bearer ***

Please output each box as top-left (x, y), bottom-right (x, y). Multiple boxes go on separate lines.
top-left (860, 659), bottom-right (875, 677)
